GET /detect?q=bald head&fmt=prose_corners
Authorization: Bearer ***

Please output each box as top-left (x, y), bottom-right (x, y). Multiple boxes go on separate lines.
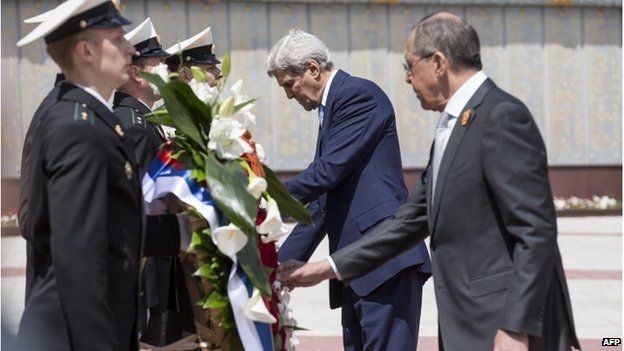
top-left (408, 11), bottom-right (482, 71)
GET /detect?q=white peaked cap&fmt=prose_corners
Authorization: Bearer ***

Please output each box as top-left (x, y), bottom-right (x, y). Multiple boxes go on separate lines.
top-left (17, 0), bottom-right (130, 47)
top-left (125, 17), bottom-right (157, 45)
top-left (23, 5), bottom-right (63, 24)
top-left (166, 27), bottom-right (214, 54)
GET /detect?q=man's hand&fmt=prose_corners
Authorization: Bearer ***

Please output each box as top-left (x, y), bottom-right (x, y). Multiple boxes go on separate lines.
top-left (277, 259), bottom-right (336, 288)
top-left (493, 329), bottom-right (528, 351)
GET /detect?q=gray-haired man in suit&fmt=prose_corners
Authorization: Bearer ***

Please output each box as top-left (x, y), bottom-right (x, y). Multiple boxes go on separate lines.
top-left (279, 12), bottom-right (579, 351)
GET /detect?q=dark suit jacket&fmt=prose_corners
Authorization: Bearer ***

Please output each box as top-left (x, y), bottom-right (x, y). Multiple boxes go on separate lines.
top-left (279, 70), bottom-right (431, 308)
top-left (331, 78), bottom-right (580, 350)
top-left (18, 83), bottom-right (145, 351)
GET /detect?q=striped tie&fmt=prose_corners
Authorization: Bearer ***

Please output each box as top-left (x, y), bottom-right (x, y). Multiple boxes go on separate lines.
top-left (318, 104), bottom-right (325, 127)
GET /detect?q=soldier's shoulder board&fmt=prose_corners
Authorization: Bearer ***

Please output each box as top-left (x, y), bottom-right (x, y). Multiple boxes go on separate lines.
top-left (72, 102), bottom-right (95, 125)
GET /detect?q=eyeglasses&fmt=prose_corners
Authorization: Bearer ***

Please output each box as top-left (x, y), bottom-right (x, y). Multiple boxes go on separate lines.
top-left (402, 53), bottom-right (434, 76)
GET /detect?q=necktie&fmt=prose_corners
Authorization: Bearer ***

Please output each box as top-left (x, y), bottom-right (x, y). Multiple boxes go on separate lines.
top-left (318, 104), bottom-right (325, 127)
top-left (431, 111), bottom-right (453, 202)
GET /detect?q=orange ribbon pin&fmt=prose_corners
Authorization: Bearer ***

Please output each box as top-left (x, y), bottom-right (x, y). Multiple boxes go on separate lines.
top-left (461, 109), bottom-right (473, 127)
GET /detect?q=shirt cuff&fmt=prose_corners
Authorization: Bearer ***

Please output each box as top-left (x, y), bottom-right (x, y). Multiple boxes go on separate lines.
top-left (176, 213), bottom-right (191, 252)
top-left (326, 256), bottom-right (343, 281)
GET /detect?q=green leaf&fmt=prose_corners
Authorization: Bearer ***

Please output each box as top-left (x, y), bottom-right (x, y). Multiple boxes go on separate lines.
top-left (203, 290), bottom-right (229, 309)
top-left (204, 152), bottom-right (257, 235)
top-left (281, 325), bottom-right (309, 331)
top-left (140, 72), bottom-right (210, 149)
top-left (189, 148), bottom-right (206, 168)
top-left (263, 165), bottom-right (312, 224)
top-left (233, 98), bottom-right (258, 114)
top-left (193, 263), bottom-right (213, 279)
top-left (236, 237), bottom-right (272, 296)
top-left (220, 54), bottom-right (231, 83)
top-left (190, 168), bottom-right (206, 183)
top-left (144, 108), bottom-right (176, 128)
top-left (187, 231), bottom-right (203, 253)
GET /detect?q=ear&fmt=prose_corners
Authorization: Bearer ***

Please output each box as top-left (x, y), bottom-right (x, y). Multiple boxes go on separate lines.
top-left (179, 66), bottom-right (192, 82)
top-left (432, 52), bottom-right (448, 77)
top-left (74, 40), bottom-right (94, 64)
top-left (127, 65), bottom-right (141, 83)
top-left (307, 60), bottom-right (321, 79)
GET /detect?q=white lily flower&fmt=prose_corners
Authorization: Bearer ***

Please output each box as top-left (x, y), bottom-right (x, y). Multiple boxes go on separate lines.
top-left (229, 79), bottom-right (252, 105)
top-left (256, 198), bottom-right (290, 242)
top-left (243, 288), bottom-right (277, 324)
top-left (148, 63), bottom-right (170, 95)
top-left (247, 177), bottom-right (267, 199)
top-left (218, 95), bottom-right (236, 117)
top-left (255, 143), bottom-right (266, 163)
top-left (230, 79), bottom-right (243, 96)
top-left (151, 62), bottom-right (171, 82)
top-left (208, 118), bottom-right (253, 159)
top-left (212, 224), bottom-right (248, 256)
top-left (188, 78), bottom-right (218, 105)
top-left (231, 110), bottom-right (256, 130)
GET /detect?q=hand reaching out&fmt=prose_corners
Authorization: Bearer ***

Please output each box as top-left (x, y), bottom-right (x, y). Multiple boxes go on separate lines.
top-left (277, 259), bottom-right (336, 288)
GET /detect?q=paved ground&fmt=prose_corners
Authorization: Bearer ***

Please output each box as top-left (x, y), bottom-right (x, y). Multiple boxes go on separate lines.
top-left (2, 216), bottom-right (621, 350)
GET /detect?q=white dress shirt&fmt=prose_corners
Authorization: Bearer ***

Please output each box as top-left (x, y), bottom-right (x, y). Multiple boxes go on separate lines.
top-left (75, 84), bottom-right (114, 112)
top-left (318, 69), bottom-right (338, 127)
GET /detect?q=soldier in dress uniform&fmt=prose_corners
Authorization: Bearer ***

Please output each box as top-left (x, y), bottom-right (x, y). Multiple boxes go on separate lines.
top-left (165, 27), bottom-right (222, 86)
top-left (19, 13), bottom-right (68, 304)
top-left (113, 17), bottom-right (196, 347)
top-left (113, 17), bottom-right (169, 175)
top-left (16, 1), bottom-right (180, 350)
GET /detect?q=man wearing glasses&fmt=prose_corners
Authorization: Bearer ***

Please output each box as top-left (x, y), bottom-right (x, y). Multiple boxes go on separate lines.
top-left (280, 12), bottom-right (579, 351)
top-left (266, 29), bottom-right (431, 350)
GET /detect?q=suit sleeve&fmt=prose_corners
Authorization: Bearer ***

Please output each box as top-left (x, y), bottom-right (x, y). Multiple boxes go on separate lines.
top-left (45, 122), bottom-right (118, 350)
top-left (143, 215), bottom-right (181, 256)
top-left (481, 102), bottom-right (557, 337)
top-left (278, 200), bottom-right (326, 262)
top-left (286, 87), bottom-right (389, 204)
top-left (330, 176), bottom-right (429, 282)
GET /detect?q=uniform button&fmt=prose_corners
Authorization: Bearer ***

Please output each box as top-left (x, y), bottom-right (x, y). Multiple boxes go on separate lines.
top-left (115, 124), bottom-right (125, 137)
top-left (81, 103), bottom-right (87, 108)
top-left (80, 112), bottom-right (88, 120)
top-left (124, 161), bottom-right (133, 180)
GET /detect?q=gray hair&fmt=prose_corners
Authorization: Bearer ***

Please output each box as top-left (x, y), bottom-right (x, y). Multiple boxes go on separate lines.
top-left (411, 12), bottom-right (482, 70)
top-left (265, 29), bottom-right (333, 77)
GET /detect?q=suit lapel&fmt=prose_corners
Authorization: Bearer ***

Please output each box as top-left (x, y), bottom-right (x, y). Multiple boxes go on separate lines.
top-left (425, 142), bottom-right (435, 233)
top-left (430, 79), bottom-right (496, 233)
top-left (315, 70), bottom-right (348, 158)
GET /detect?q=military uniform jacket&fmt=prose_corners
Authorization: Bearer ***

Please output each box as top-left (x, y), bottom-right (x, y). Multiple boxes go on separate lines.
top-left (19, 74), bottom-right (64, 301)
top-left (18, 83), bottom-right (144, 351)
top-left (112, 91), bottom-right (166, 175)
top-left (113, 92), bottom-right (191, 344)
